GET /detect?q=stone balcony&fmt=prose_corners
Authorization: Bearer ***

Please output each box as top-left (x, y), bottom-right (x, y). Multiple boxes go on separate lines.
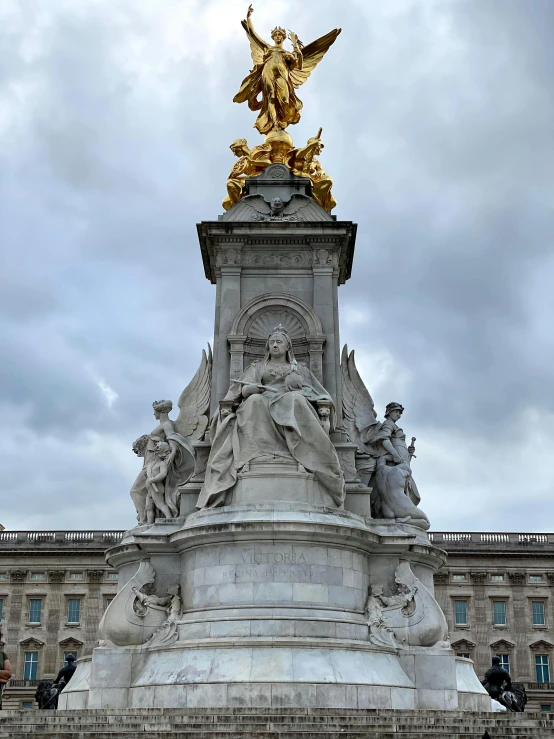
top-left (428, 531), bottom-right (554, 552)
top-left (1, 529), bottom-right (552, 551)
top-left (0, 530), bottom-right (124, 551)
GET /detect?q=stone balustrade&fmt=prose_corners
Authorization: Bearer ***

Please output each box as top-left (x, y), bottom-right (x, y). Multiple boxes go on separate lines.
top-left (429, 531), bottom-right (553, 547)
top-left (2, 529), bottom-right (551, 549)
top-left (0, 531), bottom-right (124, 548)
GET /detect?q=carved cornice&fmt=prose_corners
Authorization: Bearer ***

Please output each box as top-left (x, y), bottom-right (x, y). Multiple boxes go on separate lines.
top-left (48, 570), bottom-right (66, 583)
top-left (10, 570), bottom-right (27, 582)
top-left (59, 637), bottom-right (84, 648)
top-left (433, 571), bottom-right (449, 584)
top-left (490, 639), bottom-right (515, 650)
top-left (19, 637), bottom-right (45, 648)
top-left (470, 572), bottom-right (487, 583)
top-left (529, 640), bottom-right (554, 651)
top-left (87, 570), bottom-right (105, 582)
top-left (197, 221), bottom-right (357, 285)
top-left (508, 572), bottom-right (526, 584)
top-left (451, 639), bottom-right (476, 650)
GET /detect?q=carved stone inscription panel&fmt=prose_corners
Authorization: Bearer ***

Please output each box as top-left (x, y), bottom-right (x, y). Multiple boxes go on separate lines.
top-left (181, 544), bottom-right (369, 611)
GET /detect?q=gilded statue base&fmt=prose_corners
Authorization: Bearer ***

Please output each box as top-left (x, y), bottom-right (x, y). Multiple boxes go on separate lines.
top-left (223, 127), bottom-right (336, 213)
top-left (263, 128), bottom-right (294, 164)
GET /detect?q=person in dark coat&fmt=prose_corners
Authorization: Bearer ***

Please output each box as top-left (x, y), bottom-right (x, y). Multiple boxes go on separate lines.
top-left (34, 679), bottom-right (57, 710)
top-left (53, 654), bottom-right (77, 688)
top-left (482, 656), bottom-right (521, 710)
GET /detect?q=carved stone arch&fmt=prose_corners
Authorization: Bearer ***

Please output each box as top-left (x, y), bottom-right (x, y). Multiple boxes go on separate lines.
top-left (228, 293), bottom-right (326, 381)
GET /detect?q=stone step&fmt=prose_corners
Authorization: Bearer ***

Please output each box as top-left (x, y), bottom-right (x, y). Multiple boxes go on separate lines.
top-left (0, 732), bottom-right (551, 738)
top-left (0, 709), bottom-right (552, 738)
top-left (1, 717), bottom-right (550, 727)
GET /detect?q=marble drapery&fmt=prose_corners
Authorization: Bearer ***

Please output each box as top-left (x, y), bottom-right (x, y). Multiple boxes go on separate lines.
top-left (196, 361), bottom-right (345, 509)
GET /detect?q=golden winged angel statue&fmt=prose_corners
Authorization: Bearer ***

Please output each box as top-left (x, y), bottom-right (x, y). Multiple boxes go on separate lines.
top-left (233, 5), bottom-right (341, 135)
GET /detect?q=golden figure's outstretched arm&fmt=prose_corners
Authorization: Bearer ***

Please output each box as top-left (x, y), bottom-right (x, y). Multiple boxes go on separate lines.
top-left (240, 5), bottom-right (268, 67)
top-left (289, 28), bottom-right (341, 88)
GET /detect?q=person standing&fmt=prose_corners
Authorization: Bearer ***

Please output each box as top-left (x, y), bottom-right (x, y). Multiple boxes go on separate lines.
top-left (53, 654), bottom-right (77, 688)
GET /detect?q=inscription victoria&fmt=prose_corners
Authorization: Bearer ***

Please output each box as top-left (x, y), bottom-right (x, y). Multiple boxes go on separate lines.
top-left (241, 550), bottom-right (306, 564)
top-left (218, 550), bottom-right (327, 583)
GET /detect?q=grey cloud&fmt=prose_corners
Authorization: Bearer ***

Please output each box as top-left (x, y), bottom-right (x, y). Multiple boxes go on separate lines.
top-left (1, 0), bottom-right (553, 531)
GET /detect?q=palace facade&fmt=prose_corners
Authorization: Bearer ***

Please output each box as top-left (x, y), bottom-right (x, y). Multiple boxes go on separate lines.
top-left (1, 529), bottom-right (553, 711)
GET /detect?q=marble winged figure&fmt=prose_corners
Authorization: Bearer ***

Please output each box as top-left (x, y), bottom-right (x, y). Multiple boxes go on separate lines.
top-left (130, 346), bottom-right (213, 525)
top-left (233, 5), bottom-right (341, 135)
top-left (340, 346), bottom-right (430, 530)
top-left (197, 327), bottom-right (345, 509)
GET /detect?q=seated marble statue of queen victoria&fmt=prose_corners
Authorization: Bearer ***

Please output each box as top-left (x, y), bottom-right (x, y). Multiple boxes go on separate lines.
top-left (196, 327), bottom-right (345, 509)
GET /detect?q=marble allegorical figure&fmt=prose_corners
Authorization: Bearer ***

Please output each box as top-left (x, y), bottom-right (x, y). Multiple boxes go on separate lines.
top-left (197, 327), bottom-right (345, 509)
top-left (341, 346), bottom-right (430, 530)
top-left (133, 583), bottom-right (183, 648)
top-left (130, 347), bottom-right (212, 525)
top-left (364, 585), bottom-right (399, 649)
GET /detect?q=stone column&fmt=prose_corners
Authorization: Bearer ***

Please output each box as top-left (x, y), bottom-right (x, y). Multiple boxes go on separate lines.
top-left (45, 571), bottom-right (65, 674)
top-left (84, 571), bottom-right (104, 655)
top-left (6, 571), bottom-right (26, 677)
top-left (312, 257), bottom-right (338, 408)
top-left (509, 571), bottom-right (530, 679)
top-left (212, 262), bottom-right (242, 410)
top-left (470, 572), bottom-right (488, 674)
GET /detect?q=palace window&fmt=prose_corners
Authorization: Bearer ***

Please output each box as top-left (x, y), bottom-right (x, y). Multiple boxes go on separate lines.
top-left (493, 601), bottom-right (507, 626)
top-left (532, 601), bottom-right (546, 626)
top-left (23, 652), bottom-right (38, 680)
top-left (536, 655), bottom-right (550, 684)
top-left (454, 600), bottom-right (468, 625)
top-left (541, 705), bottom-right (552, 712)
top-left (530, 575), bottom-right (544, 583)
top-left (21, 701), bottom-right (33, 710)
top-left (496, 654), bottom-right (510, 673)
top-left (457, 652), bottom-right (471, 659)
top-left (491, 575), bottom-right (504, 582)
top-left (28, 598), bottom-right (42, 624)
top-left (452, 574), bottom-right (466, 582)
top-left (30, 573), bottom-right (45, 580)
top-left (106, 573), bottom-right (118, 580)
top-left (67, 599), bottom-right (81, 624)
top-left (0, 573), bottom-right (7, 580)
top-left (69, 572), bottom-right (83, 580)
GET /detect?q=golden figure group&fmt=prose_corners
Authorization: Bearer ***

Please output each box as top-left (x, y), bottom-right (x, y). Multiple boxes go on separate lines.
top-left (233, 5), bottom-right (340, 135)
top-left (223, 6), bottom-right (340, 213)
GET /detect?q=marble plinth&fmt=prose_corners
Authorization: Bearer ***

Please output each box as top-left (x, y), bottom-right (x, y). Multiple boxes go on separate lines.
top-left (58, 504), bottom-right (489, 712)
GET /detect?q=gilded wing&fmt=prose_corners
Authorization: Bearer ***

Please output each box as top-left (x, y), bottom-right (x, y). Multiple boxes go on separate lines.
top-left (340, 344), bottom-right (379, 451)
top-left (175, 345), bottom-right (212, 441)
top-left (289, 28), bottom-right (341, 88)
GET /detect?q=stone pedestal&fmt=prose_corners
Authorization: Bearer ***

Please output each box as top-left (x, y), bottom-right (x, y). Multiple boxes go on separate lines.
top-left (59, 505), bottom-right (489, 711)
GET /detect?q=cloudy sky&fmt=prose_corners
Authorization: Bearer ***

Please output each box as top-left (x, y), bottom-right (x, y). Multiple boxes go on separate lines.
top-left (1, 0), bottom-right (553, 533)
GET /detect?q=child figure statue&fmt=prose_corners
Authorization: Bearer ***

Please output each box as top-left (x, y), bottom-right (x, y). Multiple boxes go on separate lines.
top-left (144, 441), bottom-right (172, 523)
